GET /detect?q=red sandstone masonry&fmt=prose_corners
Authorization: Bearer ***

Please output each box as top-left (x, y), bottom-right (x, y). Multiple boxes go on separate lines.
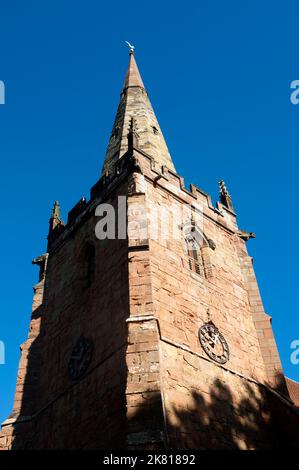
top-left (2, 50), bottom-right (298, 451)
top-left (125, 193), bottom-right (165, 448)
top-left (130, 150), bottom-right (298, 448)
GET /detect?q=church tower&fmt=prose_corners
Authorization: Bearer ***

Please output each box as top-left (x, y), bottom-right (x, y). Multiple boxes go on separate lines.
top-left (1, 49), bottom-right (298, 450)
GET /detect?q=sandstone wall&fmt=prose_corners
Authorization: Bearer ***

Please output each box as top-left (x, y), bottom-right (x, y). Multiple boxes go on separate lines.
top-left (2, 183), bottom-right (130, 449)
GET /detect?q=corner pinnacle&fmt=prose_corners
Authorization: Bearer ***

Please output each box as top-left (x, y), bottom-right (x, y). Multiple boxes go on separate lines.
top-left (49, 200), bottom-right (64, 235)
top-left (219, 180), bottom-right (234, 211)
top-left (51, 201), bottom-right (61, 220)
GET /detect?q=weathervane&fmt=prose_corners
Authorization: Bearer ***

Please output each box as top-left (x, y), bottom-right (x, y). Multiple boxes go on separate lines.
top-left (125, 41), bottom-right (135, 53)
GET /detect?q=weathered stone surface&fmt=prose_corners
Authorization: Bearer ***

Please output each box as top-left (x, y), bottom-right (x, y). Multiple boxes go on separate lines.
top-left (102, 52), bottom-right (175, 177)
top-left (1, 52), bottom-right (298, 451)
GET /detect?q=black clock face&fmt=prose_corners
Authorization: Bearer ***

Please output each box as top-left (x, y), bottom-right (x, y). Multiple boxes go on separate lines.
top-left (199, 322), bottom-right (229, 364)
top-left (68, 336), bottom-right (93, 380)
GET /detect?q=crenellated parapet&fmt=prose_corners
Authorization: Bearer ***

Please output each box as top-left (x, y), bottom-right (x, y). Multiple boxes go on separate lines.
top-left (45, 144), bottom-right (244, 255)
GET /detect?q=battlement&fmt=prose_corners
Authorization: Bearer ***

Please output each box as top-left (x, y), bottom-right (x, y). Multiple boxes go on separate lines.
top-left (47, 146), bottom-right (239, 253)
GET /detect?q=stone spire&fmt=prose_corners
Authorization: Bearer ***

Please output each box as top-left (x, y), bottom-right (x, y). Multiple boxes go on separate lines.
top-left (101, 49), bottom-right (176, 176)
top-left (219, 180), bottom-right (234, 211)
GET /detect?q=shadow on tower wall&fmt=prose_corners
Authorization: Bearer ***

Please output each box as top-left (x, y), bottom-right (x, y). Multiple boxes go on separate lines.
top-left (3, 227), bottom-right (299, 450)
top-left (6, 234), bottom-right (130, 450)
top-left (127, 373), bottom-right (299, 450)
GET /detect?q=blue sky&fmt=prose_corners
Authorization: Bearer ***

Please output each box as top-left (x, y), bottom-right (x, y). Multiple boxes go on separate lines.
top-left (0, 0), bottom-right (298, 424)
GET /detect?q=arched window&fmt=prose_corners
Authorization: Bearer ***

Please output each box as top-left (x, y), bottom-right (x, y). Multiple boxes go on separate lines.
top-left (185, 231), bottom-right (204, 276)
top-left (85, 245), bottom-right (95, 287)
top-left (183, 224), bottom-right (215, 279)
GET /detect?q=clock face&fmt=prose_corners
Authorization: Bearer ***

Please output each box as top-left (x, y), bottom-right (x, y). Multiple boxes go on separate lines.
top-left (68, 336), bottom-right (93, 380)
top-left (198, 322), bottom-right (229, 364)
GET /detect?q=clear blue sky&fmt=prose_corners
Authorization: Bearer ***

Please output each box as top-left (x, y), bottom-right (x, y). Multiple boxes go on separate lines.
top-left (0, 0), bottom-right (298, 424)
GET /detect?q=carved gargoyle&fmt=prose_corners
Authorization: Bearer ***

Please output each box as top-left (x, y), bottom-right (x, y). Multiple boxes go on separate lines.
top-left (207, 239), bottom-right (216, 250)
top-left (237, 230), bottom-right (256, 241)
top-left (32, 253), bottom-right (48, 281)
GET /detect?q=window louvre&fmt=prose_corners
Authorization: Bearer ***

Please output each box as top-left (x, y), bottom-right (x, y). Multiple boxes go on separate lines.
top-left (185, 234), bottom-right (204, 277)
